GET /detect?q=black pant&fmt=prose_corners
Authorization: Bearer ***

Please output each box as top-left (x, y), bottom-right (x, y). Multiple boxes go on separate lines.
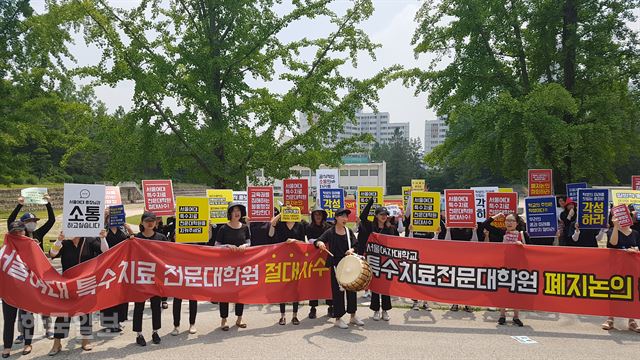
top-left (53, 314), bottom-right (92, 339)
top-left (309, 299), bottom-right (333, 307)
top-left (100, 303), bottom-right (128, 328)
top-left (330, 268), bottom-right (357, 318)
top-left (369, 293), bottom-right (392, 311)
top-left (279, 302), bottom-right (299, 314)
top-left (3, 302), bottom-right (33, 349)
top-left (173, 299), bottom-right (197, 327)
top-left (133, 296), bottom-right (162, 332)
top-left (219, 303), bottom-right (244, 319)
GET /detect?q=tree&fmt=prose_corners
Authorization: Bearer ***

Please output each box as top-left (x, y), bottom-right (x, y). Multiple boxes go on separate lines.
top-left (407, 0), bottom-right (640, 190)
top-left (74, 0), bottom-right (400, 188)
top-left (370, 128), bottom-right (426, 194)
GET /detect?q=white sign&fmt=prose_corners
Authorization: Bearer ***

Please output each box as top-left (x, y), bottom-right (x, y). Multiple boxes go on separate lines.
top-left (62, 184), bottom-right (106, 238)
top-left (511, 336), bottom-right (537, 344)
top-left (21, 187), bottom-right (48, 205)
top-left (471, 186), bottom-right (499, 222)
top-left (316, 169), bottom-right (339, 190)
top-left (233, 191), bottom-right (248, 208)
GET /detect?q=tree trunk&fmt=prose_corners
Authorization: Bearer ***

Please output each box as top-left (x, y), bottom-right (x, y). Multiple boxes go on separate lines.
top-left (561, 0), bottom-right (578, 181)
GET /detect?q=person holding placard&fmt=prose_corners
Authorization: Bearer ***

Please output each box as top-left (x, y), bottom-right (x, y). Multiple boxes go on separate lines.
top-left (215, 203), bottom-right (251, 331)
top-left (559, 198), bottom-right (577, 246)
top-left (439, 218), bottom-right (477, 312)
top-left (305, 207), bottom-right (333, 319)
top-left (601, 215), bottom-right (640, 332)
top-left (132, 212), bottom-right (168, 347)
top-left (357, 198), bottom-right (397, 322)
top-left (7, 195), bottom-right (55, 341)
top-left (569, 221), bottom-right (606, 247)
top-left (483, 213), bottom-right (529, 327)
top-left (268, 212), bottom-right (306, 325)
top-left (48, 229), bottom-right (109, 355)
top-left (314, 208), bottom-right (364, 329)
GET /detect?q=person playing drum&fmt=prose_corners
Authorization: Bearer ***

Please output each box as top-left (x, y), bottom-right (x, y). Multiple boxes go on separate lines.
top-left (314, 208), bottom-right (364, 329)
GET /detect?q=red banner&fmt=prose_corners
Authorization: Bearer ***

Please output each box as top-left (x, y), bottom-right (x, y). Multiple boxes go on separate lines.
top-left (248, 186), bottom-right (274, 221)
top-left (444, 189), bottom-right (476, 228)
top-left (633, 175), bottom-right (640, 191)
top-left (486, 192), bottom-right (518, 229)
top-left (0, 234), bottom-right (331, 316)
top-left (528, 169), bottom-right (553, 196)
top-left (142, 180), bottom-right (175, 216)
top-left (345, 199), bottom-right (357, 222)
top-left (283, 179), bottom-right (309, 214)
top-left (366, 233), bottom-right (640, 319)
top-left (611, 204), bottom-right (633, 227)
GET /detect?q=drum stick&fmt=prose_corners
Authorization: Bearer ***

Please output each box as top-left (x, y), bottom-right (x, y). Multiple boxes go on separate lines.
top-left (321, 248), bottom-right (334, 257)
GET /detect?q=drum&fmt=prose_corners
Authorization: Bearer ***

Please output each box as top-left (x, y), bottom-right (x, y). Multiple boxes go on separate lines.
top-left (335, 255), bottom-right (372, 292)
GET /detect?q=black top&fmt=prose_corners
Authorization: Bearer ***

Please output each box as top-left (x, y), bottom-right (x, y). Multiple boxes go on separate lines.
top-left (215, 224), bottom-right (251, 247)
top-left (571, 227), bottom-right (600, 248)
top-left (607, 229), bottom-right (639, 250)
top-left (305, 221), bottom-right (332, 241)
top-left (54, 238), bottom-right (103, 272)
top-left (272, 222), bottom-right (306, 244)
top-left (248, 222), bottom-right (272, 246)
top-left (411, 231), bottom-right (435, 239)
top-left (314, 226), bottom-right (357, 267)
top-left (135, 231), bottom-right (168, 242)
top-left (357, 198), bottom-right (399, 255)
top-left (106, 227), bottom-right (129, 248)
top-left (8, 203), bottom-right (55, 250)
top-left (483, 218), bottom-right (530, 244)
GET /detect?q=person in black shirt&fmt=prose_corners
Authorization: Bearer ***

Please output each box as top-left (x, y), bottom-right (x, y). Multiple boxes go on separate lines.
top-left (358, 199), bottom-right (397, 322)
top-left (2, 221), bottom-right (36, 358)
top-left (569, 221), bottom-right (606, 247)
top-left (315, 208), bottom-right (363, 329)
top-left (48, 229), bottom-right (109, 355)
top-left (439, 219), bottom-right (477, 312)
top-left (559, 198), bottom-right (577, 246)
top-left (602, 216), bottom-right (640, 332)
top-left (268, 213), bottom-right (306, 325)
top-left (215, 203), bottom-right (251, 331)
top-left (305, 207), bottom-right (333, 319)
top-left (132, 212), bottom-right (168, 347)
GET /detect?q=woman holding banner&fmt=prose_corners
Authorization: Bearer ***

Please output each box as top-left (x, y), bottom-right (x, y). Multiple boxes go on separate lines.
top-left (559, 198), bottom-right (577, 246)
top-left (602, 216), bottom-right (640, 332)
top-left (305, 207), bottom-right (333, 319)
top-left (484, 213), bottom-right (528, 327)
top-left (439, 220), bottom-right (477, 312)
top-left (268, 212), bottom-right (306, 325)
top-left (48, 230), bottom-right (109, 355)
top-left (314, 208), bottom-right (364, 329)
top-left (215, 203), bottom-right (251, 331)
top-left (132, 212), bottom-right (168, 347)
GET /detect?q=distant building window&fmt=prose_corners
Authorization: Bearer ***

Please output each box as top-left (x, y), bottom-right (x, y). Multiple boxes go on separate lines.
top-left (340, 170), bottom-right (349, 176)
top-left (301, 170), bottom-right (310, 176)
top-left (360, 169), bottom-right (368, 176)
top-left (350, 170), bottom-right (358, 176)
top-left (370, 169), bottom-right (378, 176)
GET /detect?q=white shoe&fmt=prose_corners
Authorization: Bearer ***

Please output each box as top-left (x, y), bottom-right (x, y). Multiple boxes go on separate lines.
top-left (422, 303), bottom-right (432, 312)
top-left (363, 291), bottom-right (371, 299)
top-left (188, 325), bottom-right (197, 334)
top-left (382, 311), bottom-right (390, 321)
top-left (171, 327), bottom-right (179, 336)
top-left (412, 301), bottom-right (419, 311)
top-left (350, 315), bottom-right (364, 326)
top-left (372, 311), bottom-right (381, 321)
top-left (334, 318), bottom-right (348, 329)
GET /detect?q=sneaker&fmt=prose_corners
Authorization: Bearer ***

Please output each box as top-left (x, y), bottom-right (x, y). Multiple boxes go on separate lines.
top-left (382, 311), bottom-right (390, 321)
top-left (334, 318), bottom-right (348, 329)
top-left (162, 302), bottom-right (169, 309)
top-left (189, 325), bottom-right (197, 334)
top-left (309, 307), bottom-right (317, 319)
top-left (15, 335), bottom-right (24, 344)
top-left (363, 291), bottom-right (371, 299)
top-left (422, 303), bottom-right (432, 312)
top-left (412, 301), bottom-right (419, 311)
top-left (372, 311), bottom-right (381, 321)
top-left (152, 332), bottom-right (161, 344)
top-left (450, 304), bottom-right (459, 312)
top-left (350, 315), bottom-right (364, 326)
top-left (498, 317), bottom-right (506, 325)
top-left (171, 327), bottom-right (179, 336)
top-left (136, 334), bottom-right (147, 347)
top-left (45, 331), bottom-right (54, 340)
top-left (513, 318), bottom-right (524, 327)
top-left (463, 306), bottom-right (473, 313)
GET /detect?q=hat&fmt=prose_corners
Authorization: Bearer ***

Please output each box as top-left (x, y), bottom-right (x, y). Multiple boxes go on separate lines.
top-left (227, 202), bottom-right (247, 220)
top-left (8, 221), bottom-right (26, 233)
top-left (20, 213), bottom-right (40, 222)
top-left (141, 211), bottom-right (157, 222)
top-left (375, 207), bottom-right (390, 216)
top-left (310, 206), bottom-right (328, 220)
top-left (564, 198), bottom-right (576, 208)
top-left (335, 208), bottom-right (351, 218)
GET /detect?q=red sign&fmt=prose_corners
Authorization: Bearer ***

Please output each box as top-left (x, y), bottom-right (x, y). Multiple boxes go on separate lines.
top-left (611, 204), bottom-right (633, 227)
top-left (0, 234), bottom-right (330, 315)
top-left (633, 176), bottom-right (640, 191)
top-left (444, 189), bottom-right (476, 228)
top-left (104, 186), bottom-right (122, 206)
top-left (248, 186), bottom-right (274, 221)
top-left (141, 180), bottom-right (175, 216)
top-left (283, 179), bottom-right (309, 214)
top-left (366, 233), bottom-right (640, 319)
top-left (528, 169), bottom-right (553, 196)
top-left (486, 192), bottom-right (518, 229)
top-left (345, 199), bottom-right (357, 222)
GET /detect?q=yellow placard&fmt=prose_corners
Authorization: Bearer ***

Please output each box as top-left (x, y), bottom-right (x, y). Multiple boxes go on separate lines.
top-left (357, 186), bottom-right (384, 221)
top-left (411, 179), bottom-right (426, 192)
top-left (176, 197), bottom-right (209, 243)
top-left (410, 191), bottom-right (441, 233)
top-left (499, 188), bottom-right (514, 193)
top-left (280, 206), bottom-right (302, 223)
top-left (611, 189), bottom-right (640, 206)
top-left (207, 189), bottom-right (233, 224)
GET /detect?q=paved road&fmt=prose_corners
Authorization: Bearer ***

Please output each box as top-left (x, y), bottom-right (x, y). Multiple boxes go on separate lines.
top-left (1, 299), bottom-right (638, 359)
